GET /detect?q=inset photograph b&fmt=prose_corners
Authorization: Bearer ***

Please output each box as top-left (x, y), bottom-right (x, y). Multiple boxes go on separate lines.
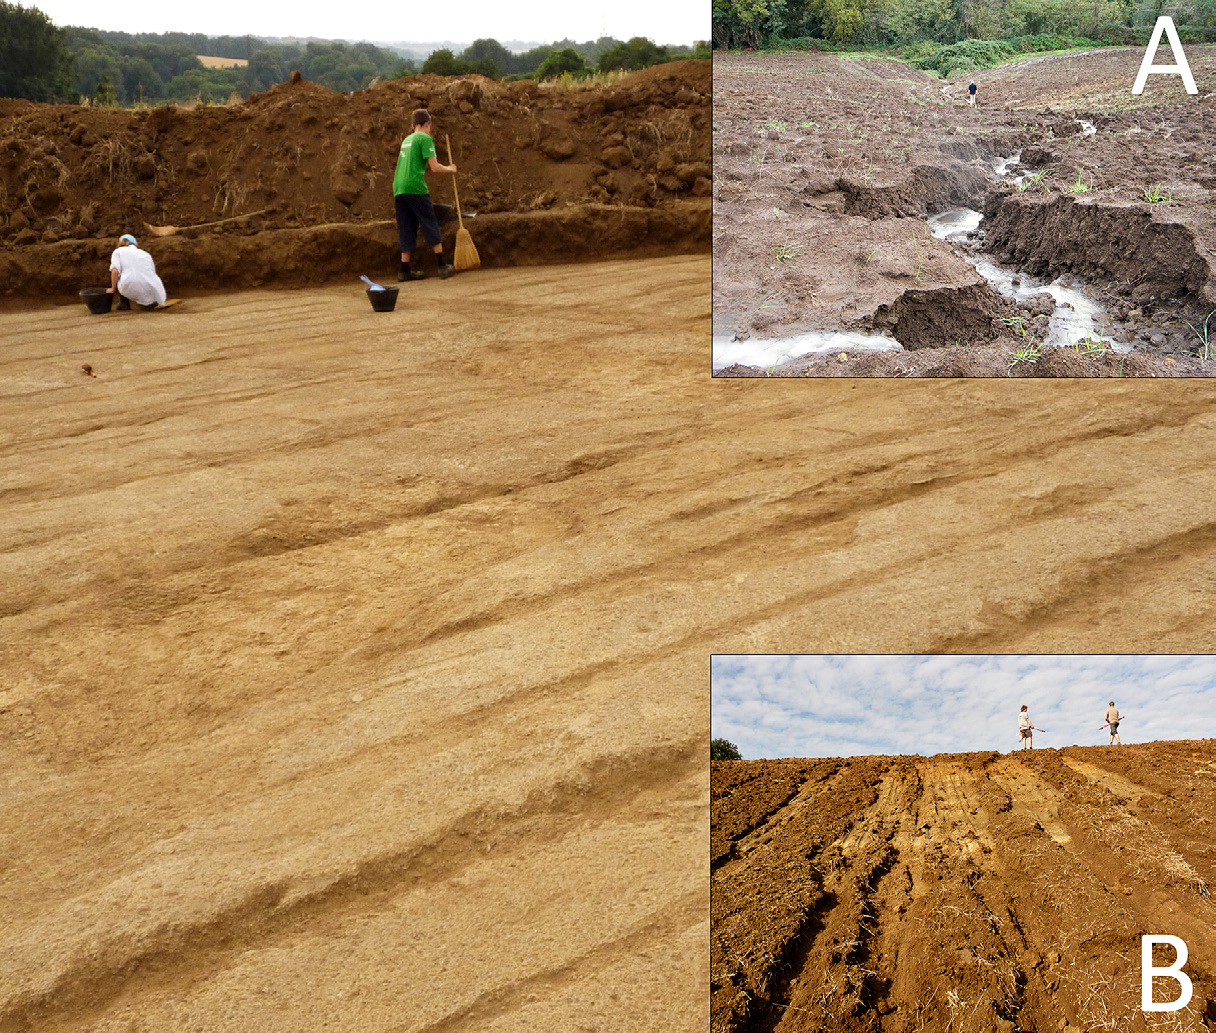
top-left (711, 655), bottom-right (1216, 1032)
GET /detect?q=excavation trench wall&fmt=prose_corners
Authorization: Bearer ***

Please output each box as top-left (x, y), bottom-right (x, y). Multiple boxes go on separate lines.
top-left (984, 194), bottom-right (1213, 306)
top-left (0, 201), bottom-right (710, 299)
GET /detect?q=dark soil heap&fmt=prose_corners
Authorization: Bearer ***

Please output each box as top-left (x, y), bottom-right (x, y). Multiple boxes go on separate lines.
top-left (0, 61), bottom-right (710, 296)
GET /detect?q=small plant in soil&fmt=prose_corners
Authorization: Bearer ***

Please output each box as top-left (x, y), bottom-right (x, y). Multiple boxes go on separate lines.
top-left (1008, 343), bottom-right (1041, 370)
top-left (774, 242), bottom-right (805, 264)
top-left (1142, 184), bottom-right (1173, 203)
top-left (1001, 316), bottom-right (1027, 338)
top-left (1017, 170), bottom-right (1047, 193)
top-left (1070, 332), bottom-right (1106, 355)
top-left (1071, 174), bottom-right (1090, 194)
top-left (1186, 309), bottom-right (1216, 360)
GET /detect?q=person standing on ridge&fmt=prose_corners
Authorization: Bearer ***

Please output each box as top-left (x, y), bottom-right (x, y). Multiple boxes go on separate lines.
top-left (1018, 704), bottom-right (1034, 749)
top-left (393, 108), bottom-right (458, 282)
top-left (1105, 701), bottom-right (1122, 745)
top-left (968, 81), bottom-right (978, 107)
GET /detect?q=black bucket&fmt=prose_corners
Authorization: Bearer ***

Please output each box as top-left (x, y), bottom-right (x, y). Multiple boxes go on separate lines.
top-left (80, 288), bottom-right (114, 314)
top-left (366, 286), bottom-right (399, 312)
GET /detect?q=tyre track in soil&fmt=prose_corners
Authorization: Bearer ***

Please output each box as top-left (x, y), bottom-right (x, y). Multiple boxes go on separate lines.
top-left (713, 744), bottom-right (1216, 1033)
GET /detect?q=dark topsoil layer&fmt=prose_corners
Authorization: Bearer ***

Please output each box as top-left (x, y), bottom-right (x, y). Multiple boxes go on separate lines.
top-left (713, 47), bottom-right (1216, 377)
top-left (0, 61), bottom-right (710, 297)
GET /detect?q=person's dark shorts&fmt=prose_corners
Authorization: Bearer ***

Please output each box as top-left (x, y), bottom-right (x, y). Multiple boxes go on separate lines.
top-left (1109, 721), bottom-right (1119, 733)
top-left (394, 193), bottom-right (442, 252)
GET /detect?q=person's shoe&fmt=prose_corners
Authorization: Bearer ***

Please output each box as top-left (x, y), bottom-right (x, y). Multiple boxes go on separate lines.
top-left (399, 269), bottom-right (426, 281)
top-left (116, 295), bottom-right (131, 311)
top-left (438, 263), bottom-right (456, 279)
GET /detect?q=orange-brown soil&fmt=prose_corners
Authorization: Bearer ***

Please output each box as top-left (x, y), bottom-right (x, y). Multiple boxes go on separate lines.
top-left (0, 256), bottom-right (710, 1033)
top-left (8, 264), bottom-right (1216, 1026)
top-left (713, 742), bottom-right (1216, 1031)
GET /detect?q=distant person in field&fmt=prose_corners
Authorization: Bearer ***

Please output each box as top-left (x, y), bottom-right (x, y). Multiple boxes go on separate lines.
top-left (968, 81), bottom-right (978, 107)
top-left (1018, 704), bottom-right (1033, 749)
top-left (107, 234), bottom-right (167, 310)
top-left (393, 108), bottom-right (458, 282)
top-left (1105, 701), bottom-right (1122, 745)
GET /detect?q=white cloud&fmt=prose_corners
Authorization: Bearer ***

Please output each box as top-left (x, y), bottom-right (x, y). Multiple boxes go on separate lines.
top-left (711, 655), bottom-right (1216, 759)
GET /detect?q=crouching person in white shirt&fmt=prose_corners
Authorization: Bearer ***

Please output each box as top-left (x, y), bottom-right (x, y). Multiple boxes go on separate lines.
top-left (108, 233), bottom-right (168, 310)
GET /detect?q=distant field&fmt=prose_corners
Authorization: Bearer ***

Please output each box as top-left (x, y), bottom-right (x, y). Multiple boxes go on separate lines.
top-left (197, 55), bottom-right (248, 68)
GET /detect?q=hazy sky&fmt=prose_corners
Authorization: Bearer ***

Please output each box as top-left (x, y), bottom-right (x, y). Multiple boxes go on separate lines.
top-left (34, 0), bottom-right (706, 46)
top-left (711, 655), bottom-right (1216, 759)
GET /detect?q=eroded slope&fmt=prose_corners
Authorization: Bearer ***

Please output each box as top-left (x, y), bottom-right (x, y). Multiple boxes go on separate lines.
top-left (712, 743), bottom-right (1216, 1032)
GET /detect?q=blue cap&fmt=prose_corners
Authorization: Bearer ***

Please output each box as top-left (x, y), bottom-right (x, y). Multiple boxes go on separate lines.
top-left (119, 233), bottom-right (137, 246)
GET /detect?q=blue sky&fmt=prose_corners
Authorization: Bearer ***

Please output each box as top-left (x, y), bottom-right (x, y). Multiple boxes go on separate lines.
top-left (34, 1), bottom-right (706, 47)
top-left (711, 655), bottom-right (1216, 759)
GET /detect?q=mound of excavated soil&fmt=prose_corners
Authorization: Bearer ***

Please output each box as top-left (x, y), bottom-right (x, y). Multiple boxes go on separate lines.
top-left (713, 48), bottom-right (1216, 377)
top-left (712, 741), bottom-right (1216, 1032)
top-left (0, 61), bottom-right (709, 296)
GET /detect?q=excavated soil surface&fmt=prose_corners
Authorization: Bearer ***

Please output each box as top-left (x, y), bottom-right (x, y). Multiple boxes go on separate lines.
top-left (714, 47), bottom-right (1216, 376)
top-left (0, 61), bottom-right (709, 295)
top-left (0, 257), bottom-right (711, 1033)
top-left (9, 256), bottom-right (1216, 1027)
top-left (713, 742), bottom-right (1216, 1032)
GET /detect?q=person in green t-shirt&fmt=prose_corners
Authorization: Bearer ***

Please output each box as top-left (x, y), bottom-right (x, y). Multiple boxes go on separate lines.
top-left (393, 108), bottom-right (458, 281)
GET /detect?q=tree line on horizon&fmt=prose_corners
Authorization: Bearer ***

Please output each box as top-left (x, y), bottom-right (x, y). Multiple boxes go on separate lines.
top-left (0, 2), bottom-right (709, 105)
top-left (712, 0), bottom-right (1216, 53)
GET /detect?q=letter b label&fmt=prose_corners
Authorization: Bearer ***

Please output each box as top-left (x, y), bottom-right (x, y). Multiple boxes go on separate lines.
top-left (1142, 935), bottom-right (1193, 1012)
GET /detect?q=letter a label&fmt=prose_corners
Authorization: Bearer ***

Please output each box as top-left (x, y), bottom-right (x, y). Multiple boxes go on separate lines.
top-left (1142, 935), bottom-right (1193, 1012)
top-left (1132, 17), bottom-right (1199, 94)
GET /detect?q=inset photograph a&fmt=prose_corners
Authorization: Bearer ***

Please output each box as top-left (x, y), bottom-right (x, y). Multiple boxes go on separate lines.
top-left (711, 655), bottom-right (1216, 1031)
top-left (711, 31), bottom-right (1216, 377)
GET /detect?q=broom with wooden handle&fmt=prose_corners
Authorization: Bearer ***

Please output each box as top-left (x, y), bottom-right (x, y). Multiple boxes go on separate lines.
top-left (446, 134), bottom-right (480, 271)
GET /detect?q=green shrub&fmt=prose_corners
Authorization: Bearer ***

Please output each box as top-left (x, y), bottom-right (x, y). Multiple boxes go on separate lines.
top-left (942, 55), bottom-right (977, 76)
top-left (901, 40), bottom-right (938, 63)
top-left (711, 738), bottom-right (743, 761)
top-left (775, 36), bottom-right (826, 50)
top-left (1012, 32), bottom-right (1078, 53)
top-left (769, 36), bottom-right (863, 52)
